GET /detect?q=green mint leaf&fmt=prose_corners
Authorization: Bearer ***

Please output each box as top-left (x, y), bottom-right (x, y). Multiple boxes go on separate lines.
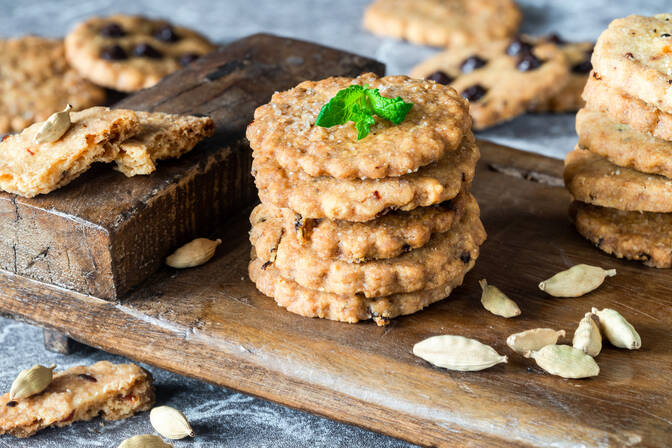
top-left (365, 87), bottom-right (413, 125)
top-left (315, 83), bottom-right (413, 140)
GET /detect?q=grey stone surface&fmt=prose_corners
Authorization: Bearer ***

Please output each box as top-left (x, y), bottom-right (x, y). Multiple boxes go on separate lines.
top-left (0, 0), bottom-right (666, 447)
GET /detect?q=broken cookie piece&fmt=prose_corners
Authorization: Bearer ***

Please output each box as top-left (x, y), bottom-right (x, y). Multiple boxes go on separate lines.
top-left (0, 361), bottom-right (154, 438)
top-left (115, 111), bottom-right (215, 176)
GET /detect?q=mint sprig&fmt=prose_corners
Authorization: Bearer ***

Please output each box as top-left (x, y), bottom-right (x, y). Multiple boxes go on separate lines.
top-left (315, 84), bottom-right (413, 140)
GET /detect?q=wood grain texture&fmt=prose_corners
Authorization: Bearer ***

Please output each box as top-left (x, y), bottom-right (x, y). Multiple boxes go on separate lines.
top-left (0, 34), bottom-right (384, 300)
top-left (0, 141), bottom-right (669, 447)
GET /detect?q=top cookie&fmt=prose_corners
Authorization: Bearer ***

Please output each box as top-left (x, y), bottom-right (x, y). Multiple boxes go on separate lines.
top-left (0, 36), bottom-right (105, 134)
top-left (247, 73), bottom-right (471, 179)
top-left (363, 0), bottom-right (521, 48)
top-left (410, 37), bottom-right (569, 129)
top-left (592, 14), bottom-right (672, 114)
top-left (65, 15), bottom-right (216, 92)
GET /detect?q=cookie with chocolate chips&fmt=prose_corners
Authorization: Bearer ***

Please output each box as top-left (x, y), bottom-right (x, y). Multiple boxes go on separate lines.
top-left (410, 37), bottom-right (568, 129)
top-left (570, 201), bottom-right (672, 269)
top-left (65, 15), bottom-right (216, 92)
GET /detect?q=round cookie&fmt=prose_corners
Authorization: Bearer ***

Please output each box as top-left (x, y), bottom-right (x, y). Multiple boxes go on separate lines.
top-left (592, 14), bottom-right (672, 114)
top-left (0, 36), bottom-right (105, 134)
top-left (249, 252), bottom-right (474, 326)
top-left (410, 37), bottom-right (569, 129)
top-left (251, 196), bottom-right (486, 298)
top-left (65, 15), bottom-right (216, 92)
top-left (570, 201), bottom-right (672, 269)
top-left (531, 40), bottom-right (593, 113)
top-left (362, 0), bottom-right (521, 48)
top-left (247, 73), bottom-right (471, 179)
top-left (576, 109), bottom-right (672, 179)
top-left (250, 189), bottom-right (470, 263)
top-left (582, 74), bottom-right (672, 142)
top-left (564, 146), bottom-right (672, 213)
top-left (252, 133), bottom-right (479, 222)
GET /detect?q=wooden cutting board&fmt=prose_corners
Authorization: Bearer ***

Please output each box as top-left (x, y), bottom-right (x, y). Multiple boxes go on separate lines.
top-left (0, 35), bottom-right (670, 448)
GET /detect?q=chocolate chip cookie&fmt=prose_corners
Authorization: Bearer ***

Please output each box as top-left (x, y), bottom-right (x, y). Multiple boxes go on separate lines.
top-left (570, 201), bottom-right (672, 268)
top-left (362, 0), bottom-right (521, 48)
top-left (65, 15), bottom-right (216, 92)
top-left (0, 36), bottom-right (105, 134)
top-left (410, 37), bottom-right (568, 129)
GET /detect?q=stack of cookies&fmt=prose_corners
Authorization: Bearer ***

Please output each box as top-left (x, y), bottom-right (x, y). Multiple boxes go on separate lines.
top-left (564, 14), bottom-right (672, 268)
top-left (246, 73), bottom-right (486, 325)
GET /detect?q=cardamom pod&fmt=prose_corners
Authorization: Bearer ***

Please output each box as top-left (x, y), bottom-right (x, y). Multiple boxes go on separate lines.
top-left (528, 345), bottom-right (599, 379)
top-left (572, 312), bottom-right (602, 356)
top-left (592, 307), bottom-right (641, 350)
top-left (479, 279), bottom-right (521, 318)
top-left (413, 335), bottom-right (507, 371)
top-left (506, 328), bottom-right (565, 357)
top-left (538, 264), bottom-right (616, 297)
top-left (9, 364), bottom-right (56, 400)
top-left (33, 104), bottom-right (72, 144)
top-left (118, 434), bottom-right (173, 448)
top-left (165, 238), bottom-right (221, 269)
top-left (150, 405), bottom-right (195, 440)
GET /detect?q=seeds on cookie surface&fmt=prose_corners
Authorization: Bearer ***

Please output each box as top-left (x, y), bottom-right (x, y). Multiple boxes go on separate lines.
top-left (479, 279), bottom-right (520, 318)
top-left (413, 335), bottom-right (507, 372)
top-left (528, 345), bottom-right (599, 379)
top-left (538, 264), bottom-right (616, 297)
top-left (33, 104), bottom-right (72, 144)
top-left (506, 328), bottom-right (565, 357)
top-left (118, 434), bottom-right (173, 448)
top-left (572, 312), bottom-right (602, 356)
top-left (9, 364), bottom-right (55, 400)
top-left (150, 405), bottom-right (195, 440)
top-left (165, 238), bottom-right (221, 269)
top-left (592, 307), bottom-right (641, 350)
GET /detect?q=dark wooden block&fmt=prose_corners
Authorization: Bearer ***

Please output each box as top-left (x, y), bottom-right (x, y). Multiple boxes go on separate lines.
top-left (0, 34), bottom-right (385, 300)
top-left (42, 328), bottom-right (78, 354)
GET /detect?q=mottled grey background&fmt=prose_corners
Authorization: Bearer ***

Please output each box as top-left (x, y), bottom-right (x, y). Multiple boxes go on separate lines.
top-left (0, 0), bottom-right (665, 447)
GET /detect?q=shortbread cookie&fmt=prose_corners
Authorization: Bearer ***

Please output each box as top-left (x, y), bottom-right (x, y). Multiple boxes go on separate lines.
top-left (0, 361), bottom-right (154, 438)
top-left (115, 111), bottom-right (215, 176)
top-left (249, 252), bottom-right (475, 325)
top-left (576, 109), bottom-right (672, 179)
top-left (65, 15), bottom-right (216, 92)
top-left (252, 197), bottom-right (486, 298)
top-left (247, 73), bottom-right (470, 179)
top-left (362, 0), bottom-right (521, 48)
top-left (570, 201), bottom-right (672, 268)
top-left (592, 14), bottom-right (672, 114)
top-left (410, 37), bottom-right (568, 129)
top-left (532, 40), bottom-right (593, 113)
top-left (250, 191), bottom-right (469, 263)
top-left (582, 74), bottom-right (672, 141)
top-left (0, 36), bottom-right (105, 134)
top-left (0, 107), bottom-right (140, 197)
top-left (253, 133), bottom-right (479, 222)
top-left (564, 146), bottom-right (672, 213)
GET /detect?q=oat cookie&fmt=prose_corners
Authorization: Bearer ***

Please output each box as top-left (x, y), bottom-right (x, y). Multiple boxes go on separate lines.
top-left (582, 74), bottom-right (672, 141)
top-left (564, 146), bottom-right (672, 213)
top-left (362, 0), bottom-right (521, 48)
top-left (252, 197), bottom-right (486, 298)
top-left (0, 36), bottom-right (105, 134)
top-left (0, 361), bottom-right (154, 438)
top-left (247, 73), bottom-right (470, 179)
top-left (532, 40), bottom-right (593, 113)
top-left (115, 111), bottom-right (215, 176)
top-left (570, 201), bottom-right (672, 268)
top-left (592, 14), bottom-right (672, 114)
top-left (0, 107), bottom-right (140, 197)
top-left (65, 15), bottom-right (216, 92)
top-left (576, 109), bottom-right (672, 179)
top-left (410, 37), bottom-right (568, 129)
top-left (253, 133), bottom-right (479, 222)
top-left (249, 252), bottom-right (474, 326)
top-left (250, 191), bottom-right (469, 263)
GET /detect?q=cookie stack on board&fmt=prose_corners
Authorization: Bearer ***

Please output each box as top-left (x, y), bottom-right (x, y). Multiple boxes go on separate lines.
top-left (564, 14), bottom-right (672, 268)
top-left (246, 73), bottom-right (486, 325)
